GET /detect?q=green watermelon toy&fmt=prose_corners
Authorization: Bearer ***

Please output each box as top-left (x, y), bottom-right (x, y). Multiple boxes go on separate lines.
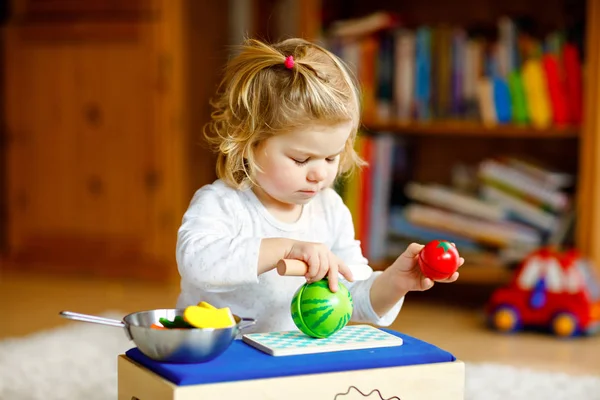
top-left (290, 279), bottom-right (353, 339)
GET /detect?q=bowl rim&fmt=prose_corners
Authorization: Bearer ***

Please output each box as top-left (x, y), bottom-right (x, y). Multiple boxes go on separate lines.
top-left (122, 308), bottom-right (254, 331)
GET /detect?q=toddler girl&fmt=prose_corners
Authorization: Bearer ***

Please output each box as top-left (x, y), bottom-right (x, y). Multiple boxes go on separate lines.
top-left (176, 37), bottom-right (463, 333)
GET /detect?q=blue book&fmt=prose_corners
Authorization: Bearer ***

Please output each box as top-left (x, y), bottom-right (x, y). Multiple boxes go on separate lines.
top-left (414, 27), bottom-right (432, 121)
top-left (493, 77), bottom-right (513, 123)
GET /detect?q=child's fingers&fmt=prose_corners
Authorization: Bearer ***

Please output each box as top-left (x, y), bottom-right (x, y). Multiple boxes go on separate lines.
top-left (305, 251), bottom-right (321, 281)
top-left (326, 263), bottom-right (339, 292)
top-left (402, 242), bottom-right (425, 259)
top-left (337, 262), bottom-right (354, 283)
top-left (447, 271), bottom-right (460, 282)
top-left (421, 277), bottom-right (434, 290)
top-left (436, 271), bottom-right (460, 283)
top-left (311, 252), bottom-right (329, 283)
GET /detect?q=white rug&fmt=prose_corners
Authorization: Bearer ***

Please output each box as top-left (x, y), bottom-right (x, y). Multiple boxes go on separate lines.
top-left (1, 312), bottom-right (599, 400)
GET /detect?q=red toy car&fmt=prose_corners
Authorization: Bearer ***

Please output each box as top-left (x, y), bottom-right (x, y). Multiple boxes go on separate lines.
top-left (486, 247), bottom-right (600, 337)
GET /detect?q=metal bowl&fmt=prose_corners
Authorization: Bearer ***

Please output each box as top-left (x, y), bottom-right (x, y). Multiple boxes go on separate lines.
top-left (59, 309), bottom-right (256, 363)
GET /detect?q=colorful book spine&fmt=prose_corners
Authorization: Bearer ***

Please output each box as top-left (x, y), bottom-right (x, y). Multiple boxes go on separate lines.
top-left (521, 59), bottom-right (552, 128)
top-left (508, 71), bottom-right (529, 124)
top-left (542, 54), bottom-right (569, 125)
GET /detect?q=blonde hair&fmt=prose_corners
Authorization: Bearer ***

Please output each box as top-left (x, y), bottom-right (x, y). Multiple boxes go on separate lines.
top-left (203, 37), bottom-right (365, 190)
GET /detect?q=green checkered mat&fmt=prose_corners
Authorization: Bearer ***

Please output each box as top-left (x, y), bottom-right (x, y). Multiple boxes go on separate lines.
top-left (241, 324), bottom-right (403, 356)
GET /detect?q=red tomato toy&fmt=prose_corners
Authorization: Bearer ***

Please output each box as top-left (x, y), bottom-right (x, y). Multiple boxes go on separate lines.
top-left (418, 240), bottom-right (460, 280)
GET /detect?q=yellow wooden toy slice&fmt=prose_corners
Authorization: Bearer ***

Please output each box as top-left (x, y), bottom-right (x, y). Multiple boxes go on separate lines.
top-left (197, 301), bottom-right (216, 310)
top-left (183, 305), bottom-right (235, 329)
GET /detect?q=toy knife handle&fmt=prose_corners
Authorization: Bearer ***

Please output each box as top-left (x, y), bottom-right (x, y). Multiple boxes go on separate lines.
top-left (276, 259), bottom-right (308, 276)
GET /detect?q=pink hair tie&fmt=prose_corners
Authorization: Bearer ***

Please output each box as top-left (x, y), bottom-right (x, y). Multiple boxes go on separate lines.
top-left (284, 55), bottom-right (295, 69)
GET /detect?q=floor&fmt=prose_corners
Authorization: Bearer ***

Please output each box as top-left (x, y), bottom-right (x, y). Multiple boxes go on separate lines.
top-left (1, 270), bottom-right (599, 377)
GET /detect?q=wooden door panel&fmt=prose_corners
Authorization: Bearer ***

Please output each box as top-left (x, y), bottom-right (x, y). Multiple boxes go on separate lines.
top-left (12, 44), bottom-right (81, 235)
top-left (4, 23), bottom-right (165, 278)
top-left (74, 40), bottom-right (154, 239)
top-left (3, 0), bottom-right (231, 281)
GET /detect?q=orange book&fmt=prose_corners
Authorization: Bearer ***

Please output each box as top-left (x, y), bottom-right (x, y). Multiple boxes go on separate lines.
top-left (359, 36), bottom-right (379, 122)
top-left (358, 136), bottom-right (373, 257)
top-left (344, 136), bottom-right (364, 239)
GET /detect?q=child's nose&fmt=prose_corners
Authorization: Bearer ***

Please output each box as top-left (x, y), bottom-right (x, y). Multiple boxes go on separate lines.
top-left (307, 166), bottom-right (326, 182)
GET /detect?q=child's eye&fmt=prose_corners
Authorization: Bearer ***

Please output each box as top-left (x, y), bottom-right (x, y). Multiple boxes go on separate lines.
top-left (325, 157), bottom-right (337, 163)
top-left (292, 158), bottom-right (309, 165)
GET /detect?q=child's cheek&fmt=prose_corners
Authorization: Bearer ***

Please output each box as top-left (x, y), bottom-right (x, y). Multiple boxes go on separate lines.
top-left (272, 164), bottom-right (301, 191)
top-left (326, 162), bottom-right (340, 183)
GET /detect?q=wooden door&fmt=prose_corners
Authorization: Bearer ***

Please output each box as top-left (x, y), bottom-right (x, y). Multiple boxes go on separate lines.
top-left (3, 1), bottom-right (173, 280)
top-left (3, 0), bottom-right (229, 281)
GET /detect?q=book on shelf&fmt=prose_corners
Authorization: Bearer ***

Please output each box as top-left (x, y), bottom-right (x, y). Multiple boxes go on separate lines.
top-left (403, 181), bottom-right (506, 222)
top-left (323, 11), bottom-right (583, 130)
top-left (478, 158), bottom-right (570, 213)
top-left (479, 185), bottom-right (560, 232)
top-left (402, 203), bottom-right (541, 248)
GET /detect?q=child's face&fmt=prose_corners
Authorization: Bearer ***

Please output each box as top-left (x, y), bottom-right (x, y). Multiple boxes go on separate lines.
top-left (253, 121), bottom-right (351, 208)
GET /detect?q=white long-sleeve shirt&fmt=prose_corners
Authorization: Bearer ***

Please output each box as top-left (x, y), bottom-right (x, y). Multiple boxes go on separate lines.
top-left (176, 179), bottom-right (404, 333)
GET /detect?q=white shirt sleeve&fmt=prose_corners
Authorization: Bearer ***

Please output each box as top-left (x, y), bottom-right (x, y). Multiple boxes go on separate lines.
top-left (327, 189), bottom-right (404, 326)
top-left (176, 186), bottom-right (262, 292)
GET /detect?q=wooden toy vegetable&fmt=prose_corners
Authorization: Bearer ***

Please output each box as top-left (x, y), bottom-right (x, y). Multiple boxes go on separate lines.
top-left (152, 301), bottom-right (235, 330)
top-left (183, 305), bottom-right (235, 329)
top-left (290, 279), bottom-right (353, 339)
top-left (277, 259), bottom-right (355, 339)
top-left (418, 240), bottom-right (460, 280)
top-left (159, 316), bottom-right (193, 329)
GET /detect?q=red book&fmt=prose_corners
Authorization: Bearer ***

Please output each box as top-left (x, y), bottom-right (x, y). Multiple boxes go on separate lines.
top-left (542, 54), bottom-right (569, 125)
top-left (563, 44), bottom-right (583, 125)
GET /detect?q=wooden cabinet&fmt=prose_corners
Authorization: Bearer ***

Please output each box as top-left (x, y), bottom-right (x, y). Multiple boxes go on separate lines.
top-left (2, 0), bottom-right (228, 281)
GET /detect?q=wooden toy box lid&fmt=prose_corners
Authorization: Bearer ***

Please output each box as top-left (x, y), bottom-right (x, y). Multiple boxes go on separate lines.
top-left (124, 328), bottom-right (456, 386)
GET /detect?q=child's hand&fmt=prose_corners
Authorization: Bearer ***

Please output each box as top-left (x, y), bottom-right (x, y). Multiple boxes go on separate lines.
top-left (285, 241), bottom-right (354, 292)
top-left (388, 242), bottom-right (464, 292)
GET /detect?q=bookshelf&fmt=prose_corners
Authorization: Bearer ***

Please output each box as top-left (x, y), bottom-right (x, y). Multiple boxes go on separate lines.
top-left (283, 0), bottom-right (600, 284)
